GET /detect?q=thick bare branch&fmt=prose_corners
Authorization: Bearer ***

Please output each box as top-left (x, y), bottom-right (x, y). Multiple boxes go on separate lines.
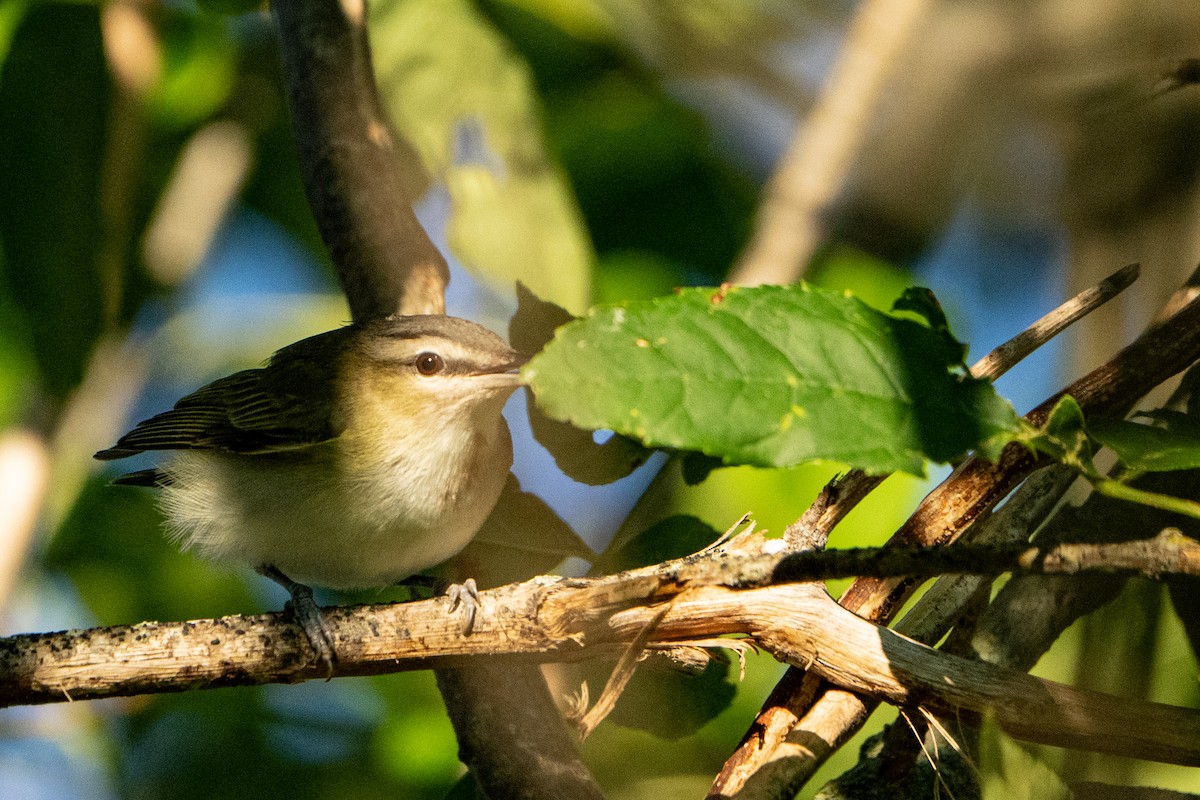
top-left (272, 0), bottom-right (447, 318)
top-left (971, 263), bottom-right (1140, 381)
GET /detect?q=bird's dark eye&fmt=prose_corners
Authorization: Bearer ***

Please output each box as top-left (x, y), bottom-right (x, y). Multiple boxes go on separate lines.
top-left (415, 352), bottom-right (445, 376)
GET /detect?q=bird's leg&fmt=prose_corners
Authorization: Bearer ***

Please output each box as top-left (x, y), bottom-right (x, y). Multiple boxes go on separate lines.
top-left (256, 564), bottom-right (336, 678)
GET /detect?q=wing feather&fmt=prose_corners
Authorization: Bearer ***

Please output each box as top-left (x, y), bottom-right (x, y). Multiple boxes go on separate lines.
top-left (95, 328), bottom-right (350, 460)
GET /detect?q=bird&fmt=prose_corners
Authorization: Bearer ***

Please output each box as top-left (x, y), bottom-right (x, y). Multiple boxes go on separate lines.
top-left (95, 314), bottom-right (525, 673)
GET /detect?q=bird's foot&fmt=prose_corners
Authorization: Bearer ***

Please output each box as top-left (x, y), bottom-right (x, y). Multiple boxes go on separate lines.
top-left (446, 578), bottom-right (480, 635)
top-left (257, 564), bottom-right (337, 678)
top-left (392, 574), bottom-right (481, 634)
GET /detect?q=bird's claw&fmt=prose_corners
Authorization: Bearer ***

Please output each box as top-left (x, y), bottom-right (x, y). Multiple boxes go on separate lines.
top-left (284, 588), bottom-right (337, 679)
top-left (258, 564), bottom-right (337, 679)
top-left (446, 578), bottom-right (480, 635)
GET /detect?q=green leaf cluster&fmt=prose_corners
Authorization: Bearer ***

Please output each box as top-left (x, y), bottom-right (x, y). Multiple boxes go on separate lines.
top-left (1020, 394), bottom-right (1200, 519)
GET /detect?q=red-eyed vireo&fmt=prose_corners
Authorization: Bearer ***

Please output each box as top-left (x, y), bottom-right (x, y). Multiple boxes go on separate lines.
top-left (95, 314), bottom-right (524, 672)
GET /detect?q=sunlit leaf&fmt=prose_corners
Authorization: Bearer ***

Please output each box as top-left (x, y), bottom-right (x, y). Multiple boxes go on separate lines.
top-left (371, 0), bottom-right (592, 312)
top-left (524, 284), bottom-right (1020, 475)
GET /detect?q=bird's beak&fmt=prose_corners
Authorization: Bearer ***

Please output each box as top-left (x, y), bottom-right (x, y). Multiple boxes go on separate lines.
top-left (494, 350), bottom-right (529, 374)
top-left (475, 350), bottom-right (528, 388)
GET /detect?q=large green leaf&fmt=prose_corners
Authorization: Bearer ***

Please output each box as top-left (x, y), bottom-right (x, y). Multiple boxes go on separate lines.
top-left (523, 284), bottom-right (1020, 475)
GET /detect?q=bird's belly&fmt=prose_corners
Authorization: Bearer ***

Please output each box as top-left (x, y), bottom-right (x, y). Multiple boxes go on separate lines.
top-left (158, 435), bottom-right (509, 589)
top-left (258, 503), bottom-right (483, 589)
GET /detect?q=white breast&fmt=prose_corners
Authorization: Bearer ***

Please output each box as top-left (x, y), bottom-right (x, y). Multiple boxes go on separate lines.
top-left (158, 416), bottom-right (513, 589)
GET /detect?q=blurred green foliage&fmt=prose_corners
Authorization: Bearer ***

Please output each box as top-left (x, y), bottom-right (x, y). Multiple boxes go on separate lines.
top-left (373, 0), bottom-right (595, 313)
top-left (481, 0), bottom-right (757, 292)
top-left (0, 3), bottom-right (109, 401)
top-left (2, 1), bottom-right (1197, 799)
top-left (149, 14), bottom-right (237, 129)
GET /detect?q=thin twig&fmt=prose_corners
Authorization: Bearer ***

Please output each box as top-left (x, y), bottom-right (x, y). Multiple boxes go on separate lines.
top-left (972, 263), bottom-right (1140, 381)
top-left (731, 0), bottom-right (933, 285)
